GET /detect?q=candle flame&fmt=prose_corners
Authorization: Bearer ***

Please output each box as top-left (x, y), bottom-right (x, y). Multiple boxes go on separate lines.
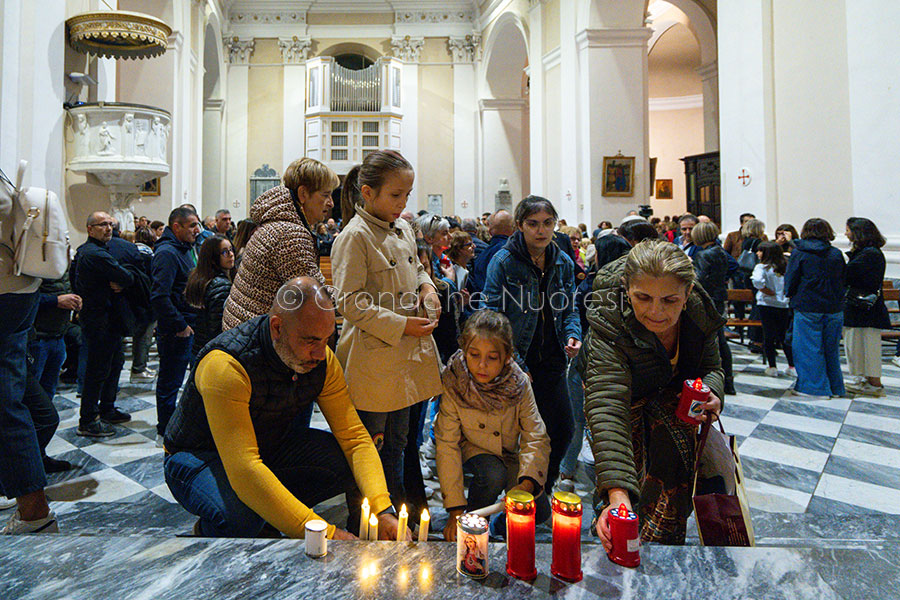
top-left (693, 378), bottom-right (703, 391)
top-left (399, 504), bottom-right (408, 517)
top-left (617, 503), bottom-right (628, 518)
top-left (369, 513), bottom-right (378, 526)
top-left (362, 497), bottom-right (369, 509)
top-left (421, 508), bottom-right (430, 520)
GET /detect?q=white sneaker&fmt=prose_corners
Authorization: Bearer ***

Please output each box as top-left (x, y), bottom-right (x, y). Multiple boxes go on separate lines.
top-left (783, 367), bottom-right (797, 378)
top-left (578, 436), bottom-right (595, 466)
top-left (130, 369), bottom-right (156, 383)
top-left (854, 383), bottom-right (886, 397)
top-left (419, 438), bottom-right (436, 460)
top-left (0, 497), bottom-right (16, 511)
top-left (789, 388), bottom-right (830, 400)
top-left (424, 486), bottom-right (434, 500)
top-left (419, 457), bottom-right (434, 480)
top-left (892, 356), bottom-right (900, 368)
top-left (2, 510), bottom-right (58, 534)
top-left (764, 367), bottom-right (779, 377)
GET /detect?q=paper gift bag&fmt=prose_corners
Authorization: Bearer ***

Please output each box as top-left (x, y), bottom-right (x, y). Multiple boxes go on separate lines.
top-left (692, 417), bottom-right (755, 546)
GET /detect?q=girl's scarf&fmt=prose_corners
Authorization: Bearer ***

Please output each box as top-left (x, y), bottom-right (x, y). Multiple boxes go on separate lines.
top-left (442, 349), bottom-right (528, 412)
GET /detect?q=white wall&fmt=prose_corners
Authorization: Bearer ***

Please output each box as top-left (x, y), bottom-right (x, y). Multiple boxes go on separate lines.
top-left (649, 105), bottom-right (703, 217)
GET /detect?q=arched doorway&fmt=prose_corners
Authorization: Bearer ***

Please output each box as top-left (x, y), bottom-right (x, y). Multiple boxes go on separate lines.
top-left (479, 13), bottom-right (530, 214)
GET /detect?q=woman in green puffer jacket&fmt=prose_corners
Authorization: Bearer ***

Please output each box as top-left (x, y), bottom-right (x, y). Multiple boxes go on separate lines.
top-left (583, 238), bottom-right (724, 548)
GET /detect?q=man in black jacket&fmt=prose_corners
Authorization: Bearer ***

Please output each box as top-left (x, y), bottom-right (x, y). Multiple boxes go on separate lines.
top-left (71, 211), bottom-right (135, 437)
top-left (151, 206), bottom-right (200, 442)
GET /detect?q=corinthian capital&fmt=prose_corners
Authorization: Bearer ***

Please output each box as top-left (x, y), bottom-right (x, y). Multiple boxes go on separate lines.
top-left (278, 36), bottom-right (312, 64)
top-left (223, 36), bottom-right (255, 64)
top-left (391, 35), bottom-right (425, 63)
top-left (448, 34), bottom-right (481, 63)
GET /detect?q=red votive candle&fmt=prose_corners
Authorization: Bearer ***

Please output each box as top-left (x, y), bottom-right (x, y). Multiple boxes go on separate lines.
top-left (677, 377), bottom-right (709, 425)
top-left (505, 490), bottom-right (537, 581)
top-left (608, 503), bottom-right (640, 568)
top-left (551, 491), bottom-right (583, 582)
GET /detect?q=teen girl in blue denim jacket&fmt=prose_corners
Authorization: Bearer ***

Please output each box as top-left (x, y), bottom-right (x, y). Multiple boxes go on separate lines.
top-left (482, 196), bottom-right (581, 496)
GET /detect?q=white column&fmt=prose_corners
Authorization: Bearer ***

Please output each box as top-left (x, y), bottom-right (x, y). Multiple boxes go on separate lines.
top-left (528, 1), bottom-right (544, 197)
top-left (697, 61), bottom-right (719, 152)
top-left (576, 27), bottom-right (652, 229)
top-left (167, 31), bottom-right (187, 209)
top-left (392, 36), bottom-right (423, 211)
top-left (202, 99), bottom-right (224, 217)
top-left (559, 0), bottom-right (579, 222)
top-left (718, 1), bottom-right (776, 230)
top-left (0, 0), bottom-right (65, 192)
top-left (224, 37), bottom-right (254, 220)
top-left (279, 36), bottom-right (311, 171)
top-left (449, 35), bottom-right (479, 217)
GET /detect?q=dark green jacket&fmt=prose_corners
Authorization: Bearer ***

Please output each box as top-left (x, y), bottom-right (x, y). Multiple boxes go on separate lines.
top-left (583, 256), bottom-right (725, 509)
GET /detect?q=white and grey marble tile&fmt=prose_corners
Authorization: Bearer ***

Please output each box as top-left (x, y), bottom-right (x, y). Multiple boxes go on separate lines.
top-left (750, 424), bottom-right (836, 454)
top-left (838, 424), bottom-right (900, 451)
top-left (830, 438), bottom-right (900, 470)
top-left (113, 454), bottom-right (166, 489)
top-left (720, 403), bottom-right (770, 423)
top-left (78, 432), bottom-right (161, 467)
top-left (43, 448), bottom-right (109, 486)
top-left (814, 473), bottom-right (900, 515)
top-left (843, 411), bottom-right (900, 435)
top-left (55, 422), bottom-right (137, 448)
top-left (44, 467), bottom-right (148, 503)
top-left (740, 438), bottom-right (829, 472)
top-left (758, 411), bottom-right (843, 438)
top-left (769, 401), bottom-right (846, 423)
top-left (723, 393), bottom-right (779, 412)
top-left (848, 399), bottom-right (900, 420)
top-left (805, 495), bottom-right (889, 517)
top-left (824, 455), bottom-right (900, 491)
top-left (740, 456), bottom-right (821, 494)
top-left (744, 478), bottom-right (812, 513)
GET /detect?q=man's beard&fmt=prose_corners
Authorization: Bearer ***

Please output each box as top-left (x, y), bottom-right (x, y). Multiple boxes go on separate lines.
top-left (272, 333), bottom-right (317, 374)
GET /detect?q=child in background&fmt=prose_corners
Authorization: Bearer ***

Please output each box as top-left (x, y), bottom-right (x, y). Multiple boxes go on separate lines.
top-left (332, 150), bottom-right (443, 535)
top-left (751, 241), bottom-right (795, 377)
top-left (436, 310), bottom-right (551, 541)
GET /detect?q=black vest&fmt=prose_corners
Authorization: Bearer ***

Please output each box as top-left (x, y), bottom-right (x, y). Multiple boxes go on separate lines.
top-left (165, 315), bottom-right (327, 459)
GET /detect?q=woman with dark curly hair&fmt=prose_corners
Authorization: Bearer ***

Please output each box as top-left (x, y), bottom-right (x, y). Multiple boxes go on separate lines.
top-left (185, 234), bottom-right (234, 357)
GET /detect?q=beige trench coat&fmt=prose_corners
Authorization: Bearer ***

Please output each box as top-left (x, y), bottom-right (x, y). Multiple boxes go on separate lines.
top-left (332, 207), bottom-right (442, 413)
top-left (434, 379), bottom-right (551, 510)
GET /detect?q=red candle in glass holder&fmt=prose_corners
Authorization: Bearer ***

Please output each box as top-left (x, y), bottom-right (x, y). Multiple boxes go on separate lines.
top-left (551, 491), bottom-right (583, 582)
top-left (608, 503), bottom-right (640, 568)
top-left (505, 490), bottom-right (537, 581)
top-left (676, 377), bottom-right (709, 425)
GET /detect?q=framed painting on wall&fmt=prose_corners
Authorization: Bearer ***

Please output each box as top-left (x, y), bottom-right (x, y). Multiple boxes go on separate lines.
top-left (602, 155), bottom-right (635, 197)
top-left (655, 178), bottom-right (673, 199)
top-left (140, 177), bottom-right (160, 196)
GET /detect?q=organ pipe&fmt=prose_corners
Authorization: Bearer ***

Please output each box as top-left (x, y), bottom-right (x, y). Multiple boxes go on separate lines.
top-left (330, 60), bottom-right (382, 112)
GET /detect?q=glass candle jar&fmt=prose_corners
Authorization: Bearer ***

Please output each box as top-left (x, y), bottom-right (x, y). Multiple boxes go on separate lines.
top-left (550, 491), bottom-right (583, 582)
top-left (456, 513), bottom-right (489, 579)
top-left (505, 490), bottom-right (537, 581)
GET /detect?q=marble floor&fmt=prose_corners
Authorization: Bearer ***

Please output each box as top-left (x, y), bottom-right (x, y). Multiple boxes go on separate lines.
top-left (7, 341), bottom-right (900, 542)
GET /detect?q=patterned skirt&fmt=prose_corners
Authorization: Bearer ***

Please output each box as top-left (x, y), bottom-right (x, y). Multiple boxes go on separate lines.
top-left (630, 390), bottom-right (698, 545)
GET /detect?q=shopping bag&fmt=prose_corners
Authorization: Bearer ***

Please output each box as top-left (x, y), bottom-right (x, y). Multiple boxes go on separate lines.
top-left (692, 417), bottom-right (755, 546)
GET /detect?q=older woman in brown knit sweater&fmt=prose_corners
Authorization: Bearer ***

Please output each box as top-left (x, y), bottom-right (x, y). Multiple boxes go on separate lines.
top-left (222, 158), bottom-right (339, 330)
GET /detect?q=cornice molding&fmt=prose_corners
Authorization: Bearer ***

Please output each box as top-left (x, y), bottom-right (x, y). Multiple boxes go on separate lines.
top-left (542, 46), bottom-right (561, 70)
top-left (167, 31), bottom-right (184, 52)
top-left (396, 10), bottom-right (474, 24)
top-left (278, 36), bottom-right (312, 64)
top-left (649, 94), bottom-right (703, 111)
top-left (479, 98), bottom-right (528, 111)
top-left (223, 35), bottom-right (255, 64)
top-left (575, 28), bottom-right (652, 50)
top-left (204, 98), bottom-right (225, 112)
top-left (228, 9), bottom-right (306, 26)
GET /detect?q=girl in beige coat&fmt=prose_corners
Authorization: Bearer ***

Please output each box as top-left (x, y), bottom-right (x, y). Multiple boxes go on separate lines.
top-left (332, 150), bottom-right (442, 523)
top-left (436, 310), bottom-right (551, 541)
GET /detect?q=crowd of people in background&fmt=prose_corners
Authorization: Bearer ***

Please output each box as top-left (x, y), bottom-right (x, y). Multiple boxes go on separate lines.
top-left (2, 151), bottom-right (897, 546)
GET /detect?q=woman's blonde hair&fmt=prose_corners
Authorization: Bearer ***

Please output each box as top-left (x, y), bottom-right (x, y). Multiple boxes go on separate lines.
top-left (623, 238), bottom-right (695, 290)
top-left (559, 225), bottom-right (580, 239)
top-left (283, 157), bottom-right (340, 194)
top-left (741, 218), bottom-right (766, 239)
top-left (446, 231), bottom-right (472, 262)
top-left (457, 310), bottom-right (514, 360)
top-left (690, 221), bottom-right (720, 247)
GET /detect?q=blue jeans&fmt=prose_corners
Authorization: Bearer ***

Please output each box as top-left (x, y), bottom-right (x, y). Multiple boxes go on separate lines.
top-left (28, 336), bottom-right (66, 400)
top-left (164, 427), bottom-right (357, 537)
top-left (560, 359), bottom-right (586, 477)
top-left (156, 332), bottom-right (193, 436)
top-left (0, 292), bottom-right (45, 499)
top-left (792, 311), bottom-right (845, 396)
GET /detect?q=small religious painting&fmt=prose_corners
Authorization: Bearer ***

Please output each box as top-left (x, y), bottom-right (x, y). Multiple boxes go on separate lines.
top-left (602, 156), bottom-right (635, 197)
top-left (655, 178), bottom-right (673, 199)
top-left (140, 177), bottom-right (160, 197)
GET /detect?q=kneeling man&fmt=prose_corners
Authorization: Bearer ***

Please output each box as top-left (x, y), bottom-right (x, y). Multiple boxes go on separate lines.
top-left (164, 277), bottom-right (404, 540)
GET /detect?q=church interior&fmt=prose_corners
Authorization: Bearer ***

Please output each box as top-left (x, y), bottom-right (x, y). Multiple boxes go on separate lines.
top-left (2, 0), bottom-right (899, 597)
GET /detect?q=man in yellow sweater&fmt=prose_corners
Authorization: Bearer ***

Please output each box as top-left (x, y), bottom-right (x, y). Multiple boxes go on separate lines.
top-left (163, 277), bottom-right (405, 540)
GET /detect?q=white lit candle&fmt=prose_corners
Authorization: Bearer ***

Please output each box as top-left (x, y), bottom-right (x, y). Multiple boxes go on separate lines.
top-left (397, 504), bottom-right (409, 542)
top-left (368, 512), bottom-right (379, 541)
top-left (360, 498), bottom-right (370, 540)
top-left (418, 509), bottom-right (430, 542)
